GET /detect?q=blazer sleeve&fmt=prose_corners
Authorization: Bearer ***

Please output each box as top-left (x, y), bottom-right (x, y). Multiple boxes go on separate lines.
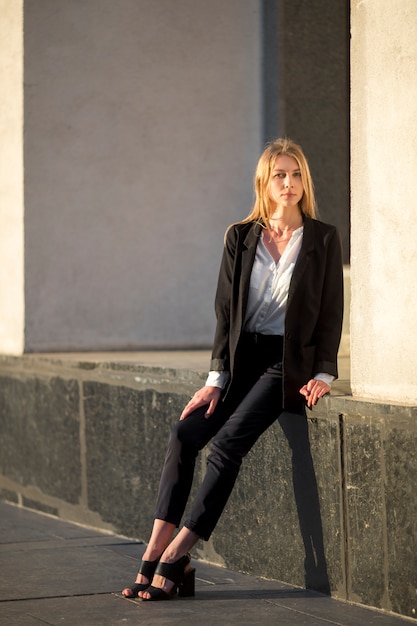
top-left (312, 227), bottom-right (344, 378)
top-left (209, 225), bottom-right (238, 372)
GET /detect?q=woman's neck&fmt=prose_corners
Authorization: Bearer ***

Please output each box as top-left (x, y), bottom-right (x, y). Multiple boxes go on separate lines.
top-left (268, 208), bottom-right (303, 233)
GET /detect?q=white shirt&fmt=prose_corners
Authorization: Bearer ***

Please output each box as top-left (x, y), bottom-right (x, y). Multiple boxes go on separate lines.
top-left (206, 227), bottom-right (334, 389)
top-left (244, 226), bottom-right (303, 334)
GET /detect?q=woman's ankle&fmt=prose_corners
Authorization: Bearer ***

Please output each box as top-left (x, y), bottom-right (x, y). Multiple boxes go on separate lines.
top-left (159, 528), bottom-right (199, 563)
top-left (142, 547), bottom-right (162, 562)
top-left (159, 546), bottom-right (185, 563)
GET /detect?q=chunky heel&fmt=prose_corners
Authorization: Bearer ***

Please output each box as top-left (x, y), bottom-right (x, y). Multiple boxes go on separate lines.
top-left (178, 567), bottom-right (195, 597)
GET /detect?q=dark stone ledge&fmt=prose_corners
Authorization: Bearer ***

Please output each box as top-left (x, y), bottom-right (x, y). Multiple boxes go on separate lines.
top-left (0, 353), bottom-right (415, 621)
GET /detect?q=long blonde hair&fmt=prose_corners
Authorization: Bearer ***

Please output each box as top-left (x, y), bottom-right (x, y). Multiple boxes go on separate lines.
top-left (243, 138), bottom-right (317, 224)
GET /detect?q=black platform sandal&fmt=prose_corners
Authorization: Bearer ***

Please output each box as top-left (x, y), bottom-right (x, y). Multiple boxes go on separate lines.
top-left (122, 556), bottom-right (161, 598)
top-left (141, 553), bottom-right (195, 601)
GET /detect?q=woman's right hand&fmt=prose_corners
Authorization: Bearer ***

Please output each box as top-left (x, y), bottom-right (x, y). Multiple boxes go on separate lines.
top-left (180, 386), bottom-right (222, 421)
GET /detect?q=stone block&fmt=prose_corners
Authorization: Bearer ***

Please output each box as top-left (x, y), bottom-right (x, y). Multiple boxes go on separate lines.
top-left (308, 414), bottom-right (345, 595)
top-left (0, 375), bottom-right (81, 503)
top-left (385, 422), bottom-right (417, 617)
top-left (212, 412), bottom-right (343, 596)
top-left (212, 415), bottom-right (299, 581)
top-left (343, 416), bottom-right (386, 609)
top-left (21, 496), bottom-right (59, 517)
top-left (83, 381), bottom-right (190, 539)
top-left (0, 488), bottom-right (18, 504)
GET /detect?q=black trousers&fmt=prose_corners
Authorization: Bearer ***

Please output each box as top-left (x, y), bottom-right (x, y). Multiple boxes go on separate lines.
top-left (154, 333), bottom-right (286, 540)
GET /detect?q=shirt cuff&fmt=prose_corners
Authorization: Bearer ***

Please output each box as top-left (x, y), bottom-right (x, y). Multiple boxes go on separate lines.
top-left (314, 372), bottom-right (335, 386)
top-left (205, 370), bottom-right (230, 389)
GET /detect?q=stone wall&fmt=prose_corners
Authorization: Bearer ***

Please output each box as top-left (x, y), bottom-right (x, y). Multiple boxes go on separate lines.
top-left (0, 354), bottom-right (415, 620)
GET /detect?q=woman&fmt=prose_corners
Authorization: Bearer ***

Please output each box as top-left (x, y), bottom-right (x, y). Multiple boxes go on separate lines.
top-left (122, 137), bottom-right (344, 601)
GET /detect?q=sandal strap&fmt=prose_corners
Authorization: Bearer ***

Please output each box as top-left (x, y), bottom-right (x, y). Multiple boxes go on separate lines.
top-left (138, 557), bottom-right (161, 579)
top-left (144, 585), bottom-right (171, 600)
top-left (154, 554), bottom-right (190, 585)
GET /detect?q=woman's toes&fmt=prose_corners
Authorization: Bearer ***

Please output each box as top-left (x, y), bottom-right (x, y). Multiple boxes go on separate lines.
top-left (122, 587), bottom-right (133, 597)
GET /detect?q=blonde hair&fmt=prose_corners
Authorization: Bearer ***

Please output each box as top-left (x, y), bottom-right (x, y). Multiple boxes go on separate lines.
top-left (243, 137), bottom-right (317, 224)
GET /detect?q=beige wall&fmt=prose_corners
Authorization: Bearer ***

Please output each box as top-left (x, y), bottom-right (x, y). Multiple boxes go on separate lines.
top-left (20, 0), bottom-right (262, 352)
top-left (0, 0), bottom-right (24, 354)
top-left (0, 1), bottom-right (351, 356)
top-left (351, 0), bottom-right (417, 403)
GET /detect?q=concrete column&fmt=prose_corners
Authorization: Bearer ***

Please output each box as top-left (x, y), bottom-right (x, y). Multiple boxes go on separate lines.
top-left (351, 0), bottom-right (417, 403)
top-left (0, 0), bottom-right (24, 354)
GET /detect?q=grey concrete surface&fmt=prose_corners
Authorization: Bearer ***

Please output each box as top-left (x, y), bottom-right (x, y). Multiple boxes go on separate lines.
top-left (22, 1), bottom-right (262, 353)
top-left (33, 351), bottom-right (351, 390)
top-left (0, 501), bottom-right (411, 626)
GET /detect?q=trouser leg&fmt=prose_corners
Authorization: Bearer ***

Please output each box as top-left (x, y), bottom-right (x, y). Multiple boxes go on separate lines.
top-left (154, 405), bottom-right (221, 526)
top-left (153, 369), bottom-right (261, 527)
top-left (184, 362), bottom-right (284, 540)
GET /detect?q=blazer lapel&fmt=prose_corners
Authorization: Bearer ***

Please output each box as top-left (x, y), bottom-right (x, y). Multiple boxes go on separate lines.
top-left (238, 221), bottom-right (262, 329)
top-left (287, 216), bottom-right (315, 305)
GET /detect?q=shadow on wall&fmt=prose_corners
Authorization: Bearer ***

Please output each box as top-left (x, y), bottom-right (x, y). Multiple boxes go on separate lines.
top-left (279, 412), bottom-right (330, 594)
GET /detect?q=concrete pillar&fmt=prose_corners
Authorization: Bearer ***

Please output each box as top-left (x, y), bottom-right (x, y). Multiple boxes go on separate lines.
top-left (351, 0), bottom-right (417, 403)
top-left (0, 0), bottom-right (24, 354)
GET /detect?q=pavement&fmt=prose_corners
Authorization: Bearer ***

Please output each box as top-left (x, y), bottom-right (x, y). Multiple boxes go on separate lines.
top-left (0, 500), bottom-right (411, 626)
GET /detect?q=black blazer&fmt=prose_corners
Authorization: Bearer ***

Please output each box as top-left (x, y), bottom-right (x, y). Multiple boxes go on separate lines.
top-left (210, 217), bottom-right (344, 412)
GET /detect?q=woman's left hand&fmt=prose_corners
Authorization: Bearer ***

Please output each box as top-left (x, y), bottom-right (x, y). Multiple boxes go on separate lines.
top-left (299, 379), bottom-right (331, 408)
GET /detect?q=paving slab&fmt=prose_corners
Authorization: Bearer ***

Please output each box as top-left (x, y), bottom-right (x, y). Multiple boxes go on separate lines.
top-left (0, 501), bottom-right (410, 626)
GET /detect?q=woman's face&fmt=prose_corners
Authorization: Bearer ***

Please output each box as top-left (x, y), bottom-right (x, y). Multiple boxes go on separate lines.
top-left (268, 155), bottom-right (304, 210)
